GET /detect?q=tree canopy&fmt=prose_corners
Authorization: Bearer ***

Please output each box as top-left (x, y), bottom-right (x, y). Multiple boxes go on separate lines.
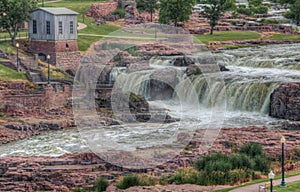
top-left (136, 0), bottom-right (158, 22)
top-left (159, 0), bottom-right (196, 26)
top-left (285, 0), bottom-right (300, 25)
top-left (200, 0), bottom-right (235, 34)
top-left (0, 0), bottom-right (38, 44)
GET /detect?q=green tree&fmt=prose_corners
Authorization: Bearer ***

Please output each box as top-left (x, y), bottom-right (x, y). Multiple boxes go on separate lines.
top-left (201, 0), bottom-right (235, 35)
top-left (137, 0), bottom-right (158, 22)
top-left (0, 0), bottom-right (37, 44)
top-left (159, 0), bottom-right (196, 26)
top-left (285, 0), bottom-right (300, 25)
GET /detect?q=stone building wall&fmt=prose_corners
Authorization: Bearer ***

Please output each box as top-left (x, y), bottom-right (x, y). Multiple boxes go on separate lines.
top-left (270, 82), bottom-right (300, 121)
top-left (55, 51), bottom-right (81, 72)
top-left (29, 40), bottom-right (81, 72)
top-left (87, 2), bottom-right (118, 19)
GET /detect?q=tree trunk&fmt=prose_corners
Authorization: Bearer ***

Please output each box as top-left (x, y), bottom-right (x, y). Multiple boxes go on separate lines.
top-left (210, 26), bottom-right (214, 35)
top-left (150, 11), bottom-right (153, 22)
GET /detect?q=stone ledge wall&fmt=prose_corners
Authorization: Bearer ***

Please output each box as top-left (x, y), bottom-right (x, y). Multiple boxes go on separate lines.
top-left (189, 24), bottom-right (298, 34)
top-left (0, 83), bottom-right (72, 116)
top-left (270, 82), bottom-right (300, 121)
top-left (87, 2), bottom-right (118, 20)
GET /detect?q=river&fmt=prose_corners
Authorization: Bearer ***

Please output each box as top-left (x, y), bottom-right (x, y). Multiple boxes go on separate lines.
top-left (0, 43), bottom-right (299, 162)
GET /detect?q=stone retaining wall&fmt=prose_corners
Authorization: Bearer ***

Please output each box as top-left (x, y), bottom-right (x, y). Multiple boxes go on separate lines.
top-left (87, 1), bottom-right (118, 20)
top-left (189, 24), bottom-right (298, 34)
top-left (0, 82), bottom-right (72, 116)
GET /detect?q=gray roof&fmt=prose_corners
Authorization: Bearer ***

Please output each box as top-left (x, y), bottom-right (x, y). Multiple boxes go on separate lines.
top-left (34, 7), bottom-right (79, 15)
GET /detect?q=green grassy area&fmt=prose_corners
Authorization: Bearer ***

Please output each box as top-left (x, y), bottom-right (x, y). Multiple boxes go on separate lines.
top-left (0, 41), bottom-right (16, 54)
top-left (215, 170), bottom-right (300, 192)
top-left (0, 64), bottom-right (28, 82)
top-left (268, 33), bottom-right (300, 41)
top-left (0, 30), bottom-right (28, 41)
top-left (273, 180), bottom-right (300, 192)
top-left (39, 62), bottom-right (73, 81)
top-left (195, 31), bottom-right (262, 45)
top-left (41, 0), bottom-right (101, 14)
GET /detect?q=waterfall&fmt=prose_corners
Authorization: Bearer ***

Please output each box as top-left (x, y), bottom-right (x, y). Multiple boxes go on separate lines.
top-left (109, 67), bottom-right (126, 85)
top-left (115, 71), bottom-right (151, 97)
top-left (174, 76), bottom-right (279, 114)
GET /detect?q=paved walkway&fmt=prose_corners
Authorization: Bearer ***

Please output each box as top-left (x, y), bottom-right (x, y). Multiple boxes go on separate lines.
top-left (230, 175), bottom-right (300, 192)
top-left (77, 23), bottom-right (87, 30)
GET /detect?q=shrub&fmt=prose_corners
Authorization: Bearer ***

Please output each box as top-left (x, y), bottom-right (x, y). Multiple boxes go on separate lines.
top-left (239, 142), bottom-right (263, 157)
top-left (93, 176), bottom-right (109, 192)
top-left (252, 155), bottom-right (270, 174)
top-left (159, 176), bottom-right (169, 185)
top-left (252, 171), bottom-right (263, 180)
top-left (171, 167), bottom-right (200, 185)
top-left (138, 174), bottom-right (156, 186)
top-left (229, 154), bottom-right (253, 170)
top-left (112, 8), bottom-right (125, 18)
top-left (116, 174), bottom-right (139, 189)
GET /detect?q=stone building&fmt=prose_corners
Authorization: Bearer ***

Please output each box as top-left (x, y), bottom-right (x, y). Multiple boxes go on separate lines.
top-left (28, 7), bottom-right (81, 73)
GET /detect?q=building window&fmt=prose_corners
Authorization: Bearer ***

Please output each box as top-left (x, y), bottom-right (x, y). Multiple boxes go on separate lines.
top-left (46, 21), bottom-right (50, 34)
top-left (33, 20), bottom-right (37, 34)
top-left (59, 21), bottom-right (63, 34)
top-left (70, 21), bottom-right (74, 34)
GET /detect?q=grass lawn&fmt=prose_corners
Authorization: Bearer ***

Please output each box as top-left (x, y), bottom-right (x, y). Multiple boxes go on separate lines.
top-left (0, 41), bottom-right (16, 54)
top-left (268, 33), bottom-right (300, 41)
top-left (40, 0), bottom-right (102, 14)
top-left (273, 180), bottom-right (300, 192)
top-left (0, 64), bottom-right (28, 82)
top-left (215, 170), bottom-right (300, 192)
top-left (195, 31), bottom-right (262, 45)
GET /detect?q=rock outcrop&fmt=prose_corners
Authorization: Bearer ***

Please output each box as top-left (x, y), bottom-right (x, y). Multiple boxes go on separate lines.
top-left (150, 68), bottom-right (179, 100)
top-left (270, 82), bottom-right (300, 121)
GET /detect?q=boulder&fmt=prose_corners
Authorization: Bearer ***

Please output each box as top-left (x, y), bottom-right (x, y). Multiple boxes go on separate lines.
top-left (150, 68), bottom-right (179, 100)
top-left (270, 83), bottom-right (300, 121)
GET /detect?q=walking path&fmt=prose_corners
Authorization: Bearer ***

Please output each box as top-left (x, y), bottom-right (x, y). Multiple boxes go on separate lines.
top-left (230, 175), bottom-right (300, 192)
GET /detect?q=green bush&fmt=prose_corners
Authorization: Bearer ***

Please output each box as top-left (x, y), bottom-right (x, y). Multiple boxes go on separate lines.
top-left (239, 142), bottom-right (263, 157)
top-left (138, 175), bottom-right (156, 186)
top-left (116, 174), bottom-right (156, 189)
top-left (252, 155), bottom-right (270, 174)
top-left (116, 174), bottom-right (139, 189)
top-left (93, 176), bottom-right (109, 192)
top-left (112, 8), bottom-right (126, 18)
top-left (159, 176), bottom-right (169, 185)
top-left (171, 167), bottom-right (201, 185)
top-left (260, 19), bottom-right (280, 24)
top-left (229, 154), bottom-right (253, 170)
top-left (237, 6), bottom-right (252, 16)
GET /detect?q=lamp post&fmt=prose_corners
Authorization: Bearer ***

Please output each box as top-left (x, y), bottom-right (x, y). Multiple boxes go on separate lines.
top-left (47, 54), bottom-right (51, 85)
top-left (16, 43), bottom-right (19, 72)
top-left (280, 136), bottom-right (286, 187)
top-left (269, 170), bottom-right (275, 192)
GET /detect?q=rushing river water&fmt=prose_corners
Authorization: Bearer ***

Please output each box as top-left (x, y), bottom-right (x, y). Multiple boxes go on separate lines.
top-left (1, 43), bottom-right (300, 158)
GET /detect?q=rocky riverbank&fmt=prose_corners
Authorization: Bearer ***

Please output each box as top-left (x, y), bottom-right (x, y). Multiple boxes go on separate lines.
top-left (1, 126), bottom-right (300, 191)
